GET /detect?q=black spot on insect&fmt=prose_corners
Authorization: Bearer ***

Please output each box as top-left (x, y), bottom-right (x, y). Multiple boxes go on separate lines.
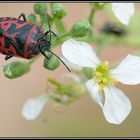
top-left (36, 26), bottom-right (40, 34)
top-left (0, 26), bottom-right (3, 37)
top-left (0, 42), bottom-right (2, 46)
top-left (0, 18), bottom-right (3, 22)
top-left (16, 24), bottom-right (32, 33)
top-left (17, 20), bottom-right (24, 24)
top-left (14, 30), bottom-right (28, 51)
top-left (31, 32), bottom-right (37, 40)
top-left (4, 23), bottom-right (8, 26)
top-left (31, 32), bottom-right (43, 41)
top-left (27, 44), bottom-right (35, 51)
top-left (4, 37), bottom-right (10, 49)
top-left (7, 24), bottom-right (17, 34)
top-left (6, 17), bottom-right (11, 20)
top-left (28, 44), bottom-right (40, 55)
top-left (7, 24), bottom-right (32, 34)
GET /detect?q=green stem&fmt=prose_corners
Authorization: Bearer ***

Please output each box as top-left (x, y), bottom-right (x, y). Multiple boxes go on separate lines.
top-left (88, 5), bottom-right (97, 39)
top-left (88, 8), bottom-right (96, 26)
top-left (58, 32), bottom-right (71, 40)
top-left (54, 19), bottom-right (66, 34)
top-left (40, 14), bottom-right (47, 24)
top-left (51, 32), bottom-right (71, 48)
top-left (48, 77), bottom-right (62, 87)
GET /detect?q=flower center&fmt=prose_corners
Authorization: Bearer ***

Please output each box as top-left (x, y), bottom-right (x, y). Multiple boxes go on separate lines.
top-left (93, 61), bottom-right (118, 93)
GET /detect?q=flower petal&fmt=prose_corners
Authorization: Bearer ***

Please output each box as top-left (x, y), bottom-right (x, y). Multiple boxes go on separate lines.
top-left (103, 86), bottom-right (131, 124)
top-left (85, 79), bottom-right (103, 108)
top-left (22, 95), bottom-right (49, 120)
top-left (61, 39), bottom-right (101, 69)
top-left (112, 3), bottom-right (135, 25)
top-left (110, 55), bottom-right (140, 85)
top-left (61, 57), bottom-right (82, 71)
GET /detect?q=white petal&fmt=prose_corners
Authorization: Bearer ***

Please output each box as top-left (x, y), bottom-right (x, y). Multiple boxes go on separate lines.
top-left (110, 55), bottom-right (140, 85)
top-left (22, 95), bottom-right (49, 121)
top-left (112, 3), bottom-right (135, 25)
top-left (85, 80), bottom-right (103, 108)
top-left (61, 39), bottom-right (101, 69)
top-left (103, 86), bottom-right (131, 124)
top-left (61, 57), bottom-right (82, 71)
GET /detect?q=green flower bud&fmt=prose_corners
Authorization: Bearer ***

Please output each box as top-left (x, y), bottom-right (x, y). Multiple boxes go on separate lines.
top-left (52, 83), bottom-right (85, 105)
top-left (82, 67), bottom-right (93, 79)
top-left (27, 13), bottom-right (36, 23)
top-left (70, 20), bottom-right (91, 37)
top-left (34, 3), bottom-right (47, 15)
top-left (51, 3), bottom-right (67, 19)
top-left (47, 77), bottom-right (85, 105)
top-left (43, 54), bottom-right (60, 70)
top-left (3, 61), bottom-right (30, 79)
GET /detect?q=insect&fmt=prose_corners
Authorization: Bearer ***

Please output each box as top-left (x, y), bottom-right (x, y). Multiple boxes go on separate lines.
top-left (0, 13), bottom-right (70, 71)
top-left (101, 22), bottom-right (126, 36)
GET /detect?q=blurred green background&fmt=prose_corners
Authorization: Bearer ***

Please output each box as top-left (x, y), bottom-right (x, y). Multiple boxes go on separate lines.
top-left (0, 3), bottom-right (140, 137)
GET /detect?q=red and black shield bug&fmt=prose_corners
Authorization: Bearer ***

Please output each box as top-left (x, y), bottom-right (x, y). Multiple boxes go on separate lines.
top-left (0, 13), bottom-right (70, 72)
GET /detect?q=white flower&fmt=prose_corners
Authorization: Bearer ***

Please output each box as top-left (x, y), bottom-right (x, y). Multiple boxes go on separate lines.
top-left (21, 74), bottom-right (81, 121)
top-left (112, 3), bottom-right (135, 25)
top-left (61, 39), bottom-right (140, 124)
top-left (61, 57), bottom-right (82, 72)
top-left (22, 95), bottom-right (49, 121)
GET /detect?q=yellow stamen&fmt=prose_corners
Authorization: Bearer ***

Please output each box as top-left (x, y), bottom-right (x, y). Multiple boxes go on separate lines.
top-left (98, 85), bottom-right (103, 93)
top-left (93, 61), bottom-right (118, 93)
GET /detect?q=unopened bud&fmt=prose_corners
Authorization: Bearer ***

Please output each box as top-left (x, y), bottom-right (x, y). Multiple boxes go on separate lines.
top-left (27, 13), bottom-right (37, 23)
top-left (3, 61), bottom-right (30, 79)
top-left (51, 3), bottom-right (67, 19)
top-left (43, 54), bottom-right (60, 70)
top-left (70, 20), bottom-right (91, 37)
top-left (34, 3), bottom-right (47, 15)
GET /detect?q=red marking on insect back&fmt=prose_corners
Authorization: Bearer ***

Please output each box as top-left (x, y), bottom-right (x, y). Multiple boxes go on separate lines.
top-left (0, 16), bottom-right (51, 60)
top-left (0, 38), bottom-right (6, 52)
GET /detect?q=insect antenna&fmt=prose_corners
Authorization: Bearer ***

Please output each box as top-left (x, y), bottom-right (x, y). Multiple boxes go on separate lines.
top-left (47, 50), bottom-right (71, 72)
top-left (38, 46), bottom-right (49, 59)
top-left (38, 45), bottom-right (71, 72)
top-left (44, 14), bottom-right (70, 72)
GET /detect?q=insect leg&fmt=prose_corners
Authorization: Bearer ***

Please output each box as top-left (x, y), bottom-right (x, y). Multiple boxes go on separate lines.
top-left (45, 30), bottom-right (58, 40)
top-left (18, 13), bottom-right (27, 22)
top-left (38, 45), bottom-right (50, 59)
top-left (5, 53), bottom-right (13, 60)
